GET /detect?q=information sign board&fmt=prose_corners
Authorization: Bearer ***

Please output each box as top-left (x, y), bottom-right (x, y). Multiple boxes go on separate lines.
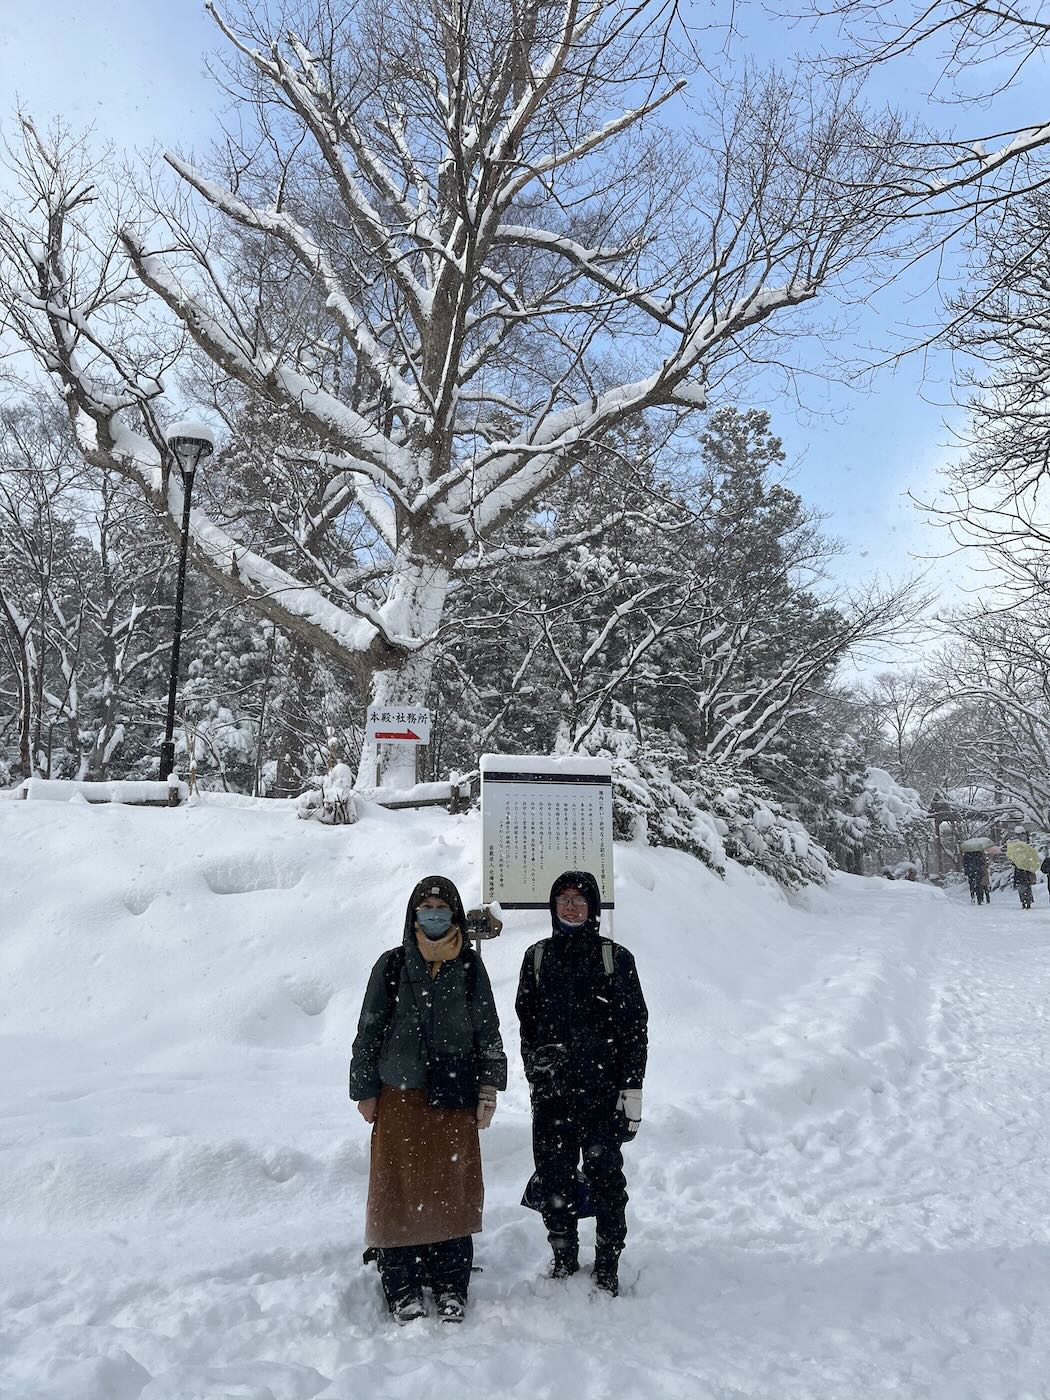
top-left (480, 754), bottom-right (613, 910)
top-left (365, 705), bottom-right (431, 744)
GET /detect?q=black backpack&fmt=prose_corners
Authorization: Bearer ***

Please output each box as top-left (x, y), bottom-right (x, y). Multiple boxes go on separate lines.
top-left (531, 937), bottom-right (616, 986)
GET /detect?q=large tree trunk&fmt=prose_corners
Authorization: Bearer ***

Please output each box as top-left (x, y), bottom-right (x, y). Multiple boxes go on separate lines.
top-left (85, 562), bottom-right (124, 779)
top-left (355, 559), bottom-right (449, 792)
top-left (12, 632), bottom-right (33, 780)
top-left (271, 637), bottom-right (316, 798)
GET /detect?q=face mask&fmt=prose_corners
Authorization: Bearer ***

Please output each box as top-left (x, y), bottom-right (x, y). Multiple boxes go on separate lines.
top-left (555, 914), bottom-right (588, 931)
top-left (417, 907), bottom-right (454, 939)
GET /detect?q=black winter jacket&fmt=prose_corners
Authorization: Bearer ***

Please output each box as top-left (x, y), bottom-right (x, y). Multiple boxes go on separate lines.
top-left (516, 872), bottom-right (647, 1099)
top-left (348, 875), bottom-right (507, 1101)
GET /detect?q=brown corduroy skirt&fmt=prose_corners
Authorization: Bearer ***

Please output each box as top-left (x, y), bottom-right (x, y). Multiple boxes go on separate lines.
top-left (364, 1086), bottom-right (484, 1248)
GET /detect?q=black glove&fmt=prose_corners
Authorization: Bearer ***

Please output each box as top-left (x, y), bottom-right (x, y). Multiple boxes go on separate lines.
top-left (527, 1043), bottom-right (567, 1095)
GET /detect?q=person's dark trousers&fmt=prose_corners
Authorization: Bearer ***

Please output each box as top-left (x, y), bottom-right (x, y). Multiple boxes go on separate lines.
top-left (377, 1236), bottom-right (473, 1310)
top-left (532, 1090), bottom-right (627, 1251)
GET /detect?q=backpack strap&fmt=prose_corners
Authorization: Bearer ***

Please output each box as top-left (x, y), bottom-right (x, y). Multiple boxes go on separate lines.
top-left (463, 946), bottom-right (478, 1000)
top-left (384, 946), bottom-right (406, 1016)
top-left (533, 939), bottom-right (615, 986)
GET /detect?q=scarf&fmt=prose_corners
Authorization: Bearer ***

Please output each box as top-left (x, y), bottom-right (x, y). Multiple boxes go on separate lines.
top-left (415, 924), bottom-right (463, 978)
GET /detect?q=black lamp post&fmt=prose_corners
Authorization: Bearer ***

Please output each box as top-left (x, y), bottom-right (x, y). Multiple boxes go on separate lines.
top-left (159, 422), bottom-right (215, 781)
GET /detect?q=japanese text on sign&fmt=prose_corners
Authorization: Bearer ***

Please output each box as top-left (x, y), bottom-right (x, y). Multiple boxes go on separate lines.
top-left (480, 756), bottom-right (613, 910)
top-left (365, 705), bottom-right (431, 744)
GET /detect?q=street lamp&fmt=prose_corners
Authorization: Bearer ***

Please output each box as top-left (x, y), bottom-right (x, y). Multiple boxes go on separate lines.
top-left (159, 420), bottom-right (216, 781)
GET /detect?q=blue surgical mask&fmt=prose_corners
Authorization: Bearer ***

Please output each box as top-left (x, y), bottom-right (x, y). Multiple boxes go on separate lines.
top-left (417, 907), bottom-right (454, 939)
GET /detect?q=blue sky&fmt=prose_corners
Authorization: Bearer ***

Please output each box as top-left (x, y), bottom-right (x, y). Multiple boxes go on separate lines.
top-left (0, 2), bottom-right (218, 151)
top-left (1, 0), bottom-right (1043, 621)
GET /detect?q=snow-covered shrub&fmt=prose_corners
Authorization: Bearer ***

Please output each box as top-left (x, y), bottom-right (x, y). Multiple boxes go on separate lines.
top-left (689, 758), bottom-right (831, 889)
top-left (861, 767), bottom-right (928, 841)
top-left (821, 739), bottom-right (928, 874)
top-left (569, 714), bottom-right (829, 888)
top-left (882, 860), bottom-right (921, 881)
top-left (295, 765), bottom-right (359, 824)
top-left (611, 746), bottom-right (728, 875)
top-left (318, 763), bottom-right (358, 825)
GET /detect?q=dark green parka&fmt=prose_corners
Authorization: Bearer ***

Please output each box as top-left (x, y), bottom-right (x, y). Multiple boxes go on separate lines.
top-left (349, 875), bottom-right (507, 1101)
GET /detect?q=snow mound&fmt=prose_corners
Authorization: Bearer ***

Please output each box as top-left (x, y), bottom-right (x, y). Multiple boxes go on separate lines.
top-left (0, 797), bottom-right (966, 1398)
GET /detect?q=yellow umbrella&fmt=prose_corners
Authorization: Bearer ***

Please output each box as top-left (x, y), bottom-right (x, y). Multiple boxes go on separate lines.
top-left (1006, 840), bottom-right (1040, 873)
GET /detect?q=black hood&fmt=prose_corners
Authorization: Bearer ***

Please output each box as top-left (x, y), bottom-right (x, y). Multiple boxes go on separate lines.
top-left (404, 874), bottom-right (468, 945)
top-left (549, 869), bottom-right (602, 937)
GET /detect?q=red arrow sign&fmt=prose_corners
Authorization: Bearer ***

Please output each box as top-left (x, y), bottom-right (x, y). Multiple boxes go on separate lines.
top-left (374, 728), bottom-right (422, 741)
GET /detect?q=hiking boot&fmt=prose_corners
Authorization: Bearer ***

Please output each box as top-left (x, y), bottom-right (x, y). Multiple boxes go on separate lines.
top-left (550, 1242), bottom-right (580, 1279)
top-left (592, 1245), bottom-right (620, 1297)
top-left (435, 1292), bottom-right (466, 1323)
top-left (391, 1293), bottom-right (428, 1324)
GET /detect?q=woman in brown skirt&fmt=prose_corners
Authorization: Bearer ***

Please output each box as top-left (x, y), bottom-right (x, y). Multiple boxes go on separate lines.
top-left (349, 874), bottom-right (506, 1323)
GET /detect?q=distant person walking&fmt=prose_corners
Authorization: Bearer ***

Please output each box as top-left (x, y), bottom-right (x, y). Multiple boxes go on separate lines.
top-left (963, 848), bottom-right (990, 905)
top-left (1042, 855), bottom-right (1050, 904)
top-left (349, 875), bottom-right (507, 1323)
top-left (516, 870), bottom-right (648, 1297)
top-left (1013, 862), bottom-right (1037, 910)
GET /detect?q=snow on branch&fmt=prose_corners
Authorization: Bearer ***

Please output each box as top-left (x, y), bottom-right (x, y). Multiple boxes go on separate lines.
top-left (123, 233), bottom-right (412, 484)
top-left (164, 153), bottom-right (424, 417)
top-left (874, 124), bottom-right (1050, 214)
top-left (493, 224), bottom-right (684, 328)
top-left (494, 81), bottom-right (687, 208)
top-left (205, 3), bottom-right (431, 322)
top-left (455, 279), bottom-right (815, 536)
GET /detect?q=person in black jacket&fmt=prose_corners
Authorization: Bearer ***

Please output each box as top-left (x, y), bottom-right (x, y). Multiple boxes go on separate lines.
top-left (1041, 855), bottom-right (1050, 904)
top-left (1013, 862), bottom-right (1037, 909)
top-left (963, 849), bottom-right (990, 904)
top-left (515, 870), bottom-right (648, 1297)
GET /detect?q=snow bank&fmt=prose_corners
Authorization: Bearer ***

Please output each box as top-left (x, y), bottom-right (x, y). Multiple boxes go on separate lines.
top-left (18, 777), bottom-right (186, 804)
top-left (0, 799), bottom-right (949, 1398)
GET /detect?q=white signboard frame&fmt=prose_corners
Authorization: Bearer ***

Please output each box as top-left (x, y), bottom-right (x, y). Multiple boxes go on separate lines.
top-left (365, 705), bottom-right (431, 745)
top-left (480, 754), bottom-right (614, 910)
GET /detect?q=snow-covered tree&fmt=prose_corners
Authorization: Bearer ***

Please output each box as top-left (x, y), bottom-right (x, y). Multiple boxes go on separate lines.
top-left (933, 611), bottom-right (1050, 829)
top-left (0, 406), bottom-right (93, 778)
top-left (822, 738), bottom-right (929, 872)
top-left (434, 407), bottom-right (925, 779)
top-left (571, 705), bottom-right (832, 887)
top-left (2, 0), bottom-right (1013, 789)
top-left (920, 187), bottom-right (1050, 610)
top-left (78, 472), bottom-right (174, 779)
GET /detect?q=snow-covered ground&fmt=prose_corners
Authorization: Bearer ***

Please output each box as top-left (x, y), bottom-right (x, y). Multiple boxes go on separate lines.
top-left (2, 797), bottom-right (1050, 1399)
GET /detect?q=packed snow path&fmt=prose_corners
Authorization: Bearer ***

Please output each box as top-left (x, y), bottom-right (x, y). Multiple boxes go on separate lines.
top-left (3, 801), bottom-right (1050, 1399)
top-left (672, 886), bottom-right (1050, 1400)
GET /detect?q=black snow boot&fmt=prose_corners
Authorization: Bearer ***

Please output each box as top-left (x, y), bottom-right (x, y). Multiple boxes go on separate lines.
top-left (391, 1293), bottom-right (428, 1324)
top-left (592, 1244), bottom-right (620, 1296)
top-left (435, 1290), bottom-right (466, 1323)
top-left (549, 1235), bottom-right (580, 1279)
